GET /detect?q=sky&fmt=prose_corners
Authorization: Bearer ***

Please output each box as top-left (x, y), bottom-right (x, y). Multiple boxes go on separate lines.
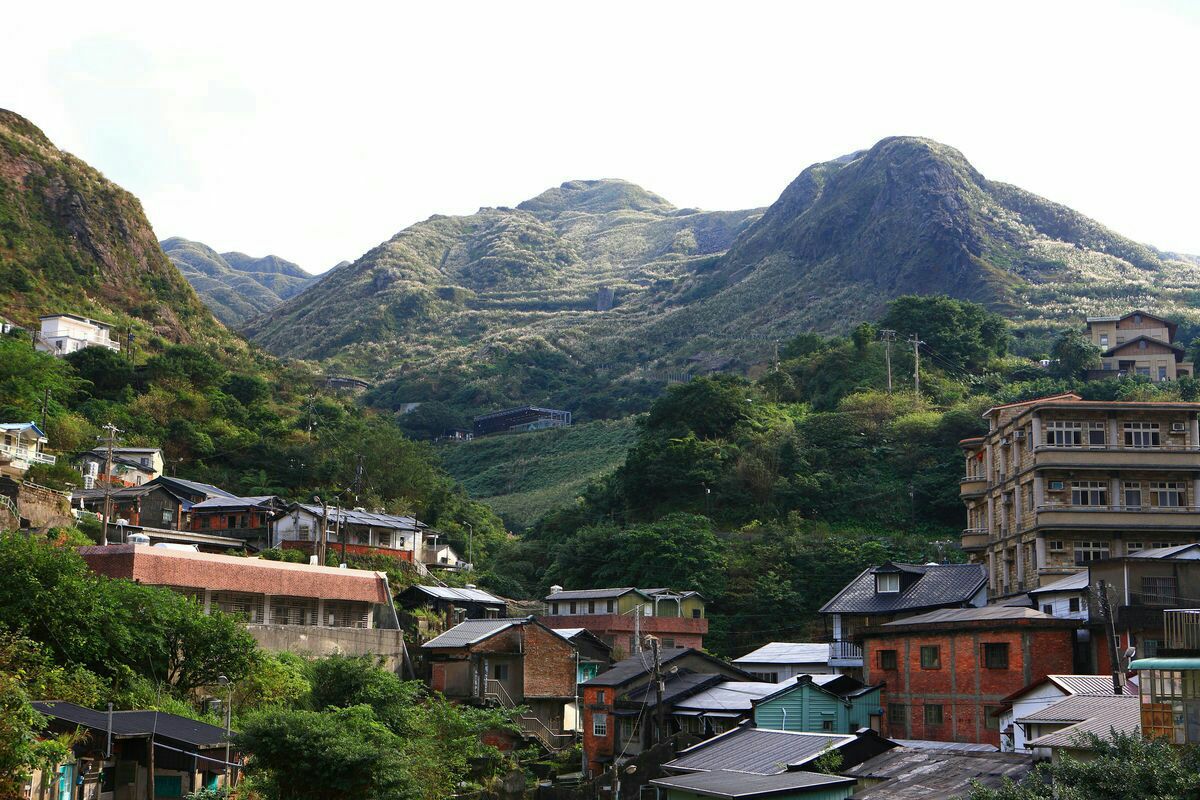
top-left (4, 1), bottom-right (1199, 272)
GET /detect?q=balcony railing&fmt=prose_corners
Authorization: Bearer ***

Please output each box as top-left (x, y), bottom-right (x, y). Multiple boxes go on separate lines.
top-left (1038, 503), bottom-right (1200, 514)
top-left (829, 640), bottom-right (863, 665)
top-left (0, 443), bottom-right (55, 465)
top-left (1164, 609), bottom-right (1200, 651)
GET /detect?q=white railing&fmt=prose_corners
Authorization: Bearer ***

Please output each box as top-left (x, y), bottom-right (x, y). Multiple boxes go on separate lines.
top-left (484, 678), bottom-right (575, 752)
top-left (0, 443), bottom-right (55, 465)
top-left (829, 641), bottom-right (863, 663)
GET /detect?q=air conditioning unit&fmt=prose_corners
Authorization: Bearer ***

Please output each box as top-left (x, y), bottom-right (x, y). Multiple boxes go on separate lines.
top-left (1014, 431), bottom-right (1026, 440)
top-left (1049, 481), bottom-right (1065, 491)
top-left (1172, 422), bottom-right (1186, 432)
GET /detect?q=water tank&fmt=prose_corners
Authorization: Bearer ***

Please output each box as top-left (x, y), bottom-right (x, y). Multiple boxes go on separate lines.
top-left (152, 542), bottom-right (199, 552)
top-left (550, 584), bottom-right (563, 595)
top-left (128, 532), bottom-right (151, 545)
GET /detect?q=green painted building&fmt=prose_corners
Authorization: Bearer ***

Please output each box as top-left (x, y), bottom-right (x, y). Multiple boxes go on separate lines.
top-left (753, 675), bottom-right (883, 735)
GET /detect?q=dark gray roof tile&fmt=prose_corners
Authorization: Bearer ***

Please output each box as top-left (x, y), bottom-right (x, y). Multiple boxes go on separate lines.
top-left (819, 563), bottom-right (987, 615)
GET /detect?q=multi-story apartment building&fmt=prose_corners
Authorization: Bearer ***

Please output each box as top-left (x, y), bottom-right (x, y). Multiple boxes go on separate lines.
top-left (960, 392), bottom-right (1200, 596)
top-left (539, 586), bottom-right (708, 656)
top-left (1085, 310), bottom-right (1193, 380)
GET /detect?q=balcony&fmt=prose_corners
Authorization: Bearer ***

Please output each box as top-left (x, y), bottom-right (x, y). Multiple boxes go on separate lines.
top-left (1035, 504), bottom-right (1200, 531)
top-left (1164, 609), bottom-right (1200, 651)
top-left (960, 476), bottom-right (988, 498)
top-left (961, 528), bottom-right (989, 552)
top-left (1033, 444), bottom-right (1200, 470)
top-left (0, 443), bottom-right (56, 466)
top-left (829, 640), bottom-right (863, 668)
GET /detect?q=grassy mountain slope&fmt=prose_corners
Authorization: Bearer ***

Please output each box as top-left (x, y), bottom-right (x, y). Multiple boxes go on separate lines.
top-left (0, 110), bottom-right (231, 350)
top-left (162, 236), bottom-right (317, 326)
top-left (436, 417), bottom-right (639, 529)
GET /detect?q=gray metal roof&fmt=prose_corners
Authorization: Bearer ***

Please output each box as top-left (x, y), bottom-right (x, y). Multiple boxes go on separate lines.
top-left (845, 748), bottom-right (1030, 799)
top-left (544, 587), bottom-right (646, 601)
top-left (151, 476), bottom-right (237, 498)
top-left (191, 495), bottom-right (278, 511)
top-left (406, 584), bottom-right (505, 605)
top-left (1017, 693), bottom-right (1138, 724)
top-left (1028, 572), bottom-right (1089, 595)
top-left (673, 681), bottom-right (784, 712)
top-left (881, 606), bottom-right (1057, 626)
top-left (819, 563), bottom-right (987, 615)
top-left (650, 769), bottom-right (854, 799)
top-left (32, 702), bottom-right (231, 747)
top-left (885, 740), bottom-right (998, 752)
top-left (421, 618), bottom-right (522, 648)
top-left (622, 673), bottom-right (727, 708)
top-left (1129, 543), bottom-right (1200, 560)
top-left (583, 648), bottom-right (710, 687)
top-left (665, 727), bottom-right (855, 775)
top-left (733, 642), bottom-right (831, 666)
top-left (1025, 696), bottom-right (1141, 748)
top-left (294, 503), bottom-right (423, 531)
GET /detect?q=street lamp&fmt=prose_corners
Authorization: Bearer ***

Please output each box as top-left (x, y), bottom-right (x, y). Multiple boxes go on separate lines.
top-left (217, 675), bottom-right (232, 785)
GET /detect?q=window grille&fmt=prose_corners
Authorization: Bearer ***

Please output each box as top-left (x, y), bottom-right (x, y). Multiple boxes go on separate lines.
top-left (1124, 422), bottom-right (1161, 448)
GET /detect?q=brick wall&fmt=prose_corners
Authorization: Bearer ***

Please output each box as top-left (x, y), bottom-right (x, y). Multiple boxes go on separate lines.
top-left (863, 621), bottom-right (1077, 746)
top-left (582, 685), bottom-right (615, 775)
top-left (521, 623), bottom-right (576, 698)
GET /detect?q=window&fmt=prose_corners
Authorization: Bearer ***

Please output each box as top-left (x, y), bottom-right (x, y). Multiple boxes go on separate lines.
top-left (377, 532), bottom-right (392, 548)
top-left (621, 717), bottom-right (641, 741)
top-left (1100, 334), bottom-right (1109, 348)
top-left (297, 524), bottom-right (311, 541)
top-left (607, 599), bottom-right (615, 613)
top-left (692, 608), bottom-right (702, 619)
top-left (924, 704), bottom-right (944, 725)
top-left (1074, 540), bottom-right (1111, 565)
top-left (551, 602), bottom-right (559, 614)
top-left (879, 649), bottom-right (898, 670)
top-left (920, 645), bottom-right (941, 669)
top-left (588, 600), bottom-right (595, 614)
top-left (1151, 482), bottom-right (1186, 508)
top-left (1042, 604), bottom-right (1053, 615)
top-left (592, 712), bottom-right (608, 737)
top-left (983, 643), bottom-right (1009, 669)
top-left (1127, 542), bottom-right (1144, 554)
top-left (876, 573), bottom-right (900, 593)
top-left (751, 671), bottom-right (779, 682)
top-left (1048, 540), bottom-right (1065, 552)
top-left (888, 703), bottom-right (907, 722)
top-left (1124, 422), bottom-right (1161, 448)
top-left (1068, 597), bottom-right (1082, 613)
top-left (1142, 639), bottom-right (1161, 657)
top-left (161, 509), bottom-right (173, 524)
top-left (821, 719), bottom-right (834, 731)
top-left (662, 638), bottom-right (675, 649)
top-left (493, 663), bottom-right (509, 681)
top-left (1152, 541), bottom-right (1174, 549)
top-left (1088, 424), bottom-right (1106, 446)
top-left (1160, 366), bottom-right (1169, 381)
top-left (1124, 482), bottom-right (1143, 510)
top-left (1142, 576), bottom-right (1178, 605)
top-left (569, 602), bottom-right (577, 614)
top-left (1046, 421), bottom-right (1083, 447)
top-left (1071, 481), bottom-right (1108, 507)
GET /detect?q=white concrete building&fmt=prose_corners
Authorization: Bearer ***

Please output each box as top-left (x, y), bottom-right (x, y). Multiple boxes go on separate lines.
top-left (0, 422), bottom-right (55, 478)
top-left (35, 314), bottom-right (120, 356)
top-left (996, 674), bottom-right (1135, 753)
top-left (732, 642), bottom-right (837, 680)
top-left (1027, 572), bottom-right (1090, 620)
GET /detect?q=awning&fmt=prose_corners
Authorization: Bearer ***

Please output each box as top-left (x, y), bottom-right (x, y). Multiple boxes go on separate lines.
top-left (1129, 657), bottom-right (1200, 670)
top-left (673, 710), bottom-right (703, 717)
top-left (612, 709), bottom-right (641, 717)
top-left (701, 712), bottom-right (743, 719)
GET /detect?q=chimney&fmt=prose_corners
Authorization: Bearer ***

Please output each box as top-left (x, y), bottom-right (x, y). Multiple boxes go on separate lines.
top-left (550, 584), bottom-right (563, 595)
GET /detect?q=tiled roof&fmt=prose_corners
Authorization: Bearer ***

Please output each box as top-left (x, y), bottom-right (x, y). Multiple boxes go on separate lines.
top-left (819, 563), bottom-right (987, 615)
top-left (880, 606), bottom-right (1057, 627)
top-left (665, 727), bottom-right (855, 775)
top-left (1028, 572), bottom-right (1089, 594)
top-left (582, 648), bottom-right (694, 687)
top-left (32, 701), bottom-right (232, 747)
top-left (1025, 695), bottom-right (1141, 748)
top-left (404, 585), bottom-right (506, 605)
top-left (845, 748), bottom-right (1030, 799)
top-left (733, 642), bottom-right (831, 666)
top-left (421, 618), bottom-right (523, 648)
top-left (650, 769), bottom-right (854, 799)
top-left (78, 544), bottom-right (389, 603)
top-left (673, 681), bottom-right (784, 712)
top-left (544, 587), bottom-right (645, 601)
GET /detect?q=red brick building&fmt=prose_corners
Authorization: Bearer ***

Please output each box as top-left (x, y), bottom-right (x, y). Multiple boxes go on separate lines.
top-left (859, 606), bottom-right (1081, 747)
top-left (423, 617), bottom-right (578, 751)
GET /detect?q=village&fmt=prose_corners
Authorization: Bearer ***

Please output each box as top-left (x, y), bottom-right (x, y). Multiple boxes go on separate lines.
top-left (4, 309), bottom-right (1200, 799)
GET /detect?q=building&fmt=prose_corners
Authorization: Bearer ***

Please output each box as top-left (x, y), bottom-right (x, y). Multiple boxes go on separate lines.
top-left (733, 642), bottom-right (837, 680)
top-left (0, 421), bottom-right (55, 478)
top-left (422, 536), bottom-right (468, 570)
top-left (422, 617), bottom-right (578, 751)
top-left (1085, 310), bottom-right (1194, 381)
top-left (79, 450), bottom-right (157, 488)
top-left (858, 606), bottom-right (1080, 747)
top-left (188, 494), bottom-right (284, 550)
top-left (662, 725), bottom-right (895, 777)
top-left (552, 628), bottom-right (613, 684)
top-left (79, 544), bottom-right (406, 666)
top-left (34, 314), bottom-right (120, 355)
top-left (1016, 692), bottom-right (1141, 762)
top-left (670, 680), bottom-right (792, 738)
top-left (397, 584), bottom-right (508, 625)
top-left (993, 674), bottom-right (1135, 753)
top-left (83, 446), bottom-right (164, 483)
top-left (751, 674), bottom-right (884, 736)
top-left (580, 648), bottom-right (749, 775)
top-left (76, 483), bottom-right (188, 531)
top-left (541, 586), bottom-right (708, 655)
top-left (27, 701), bottom-right (237, 800)
top-left (650, 770), bottom-right (857, 800)
top-left (1129, 608), bottom-right (1200, 744)
top-left (819, 562), bottom-right (987, 674)
top-left (842, 747), bottom-right (1032, 799)
top-left (472, 405), bottom-right (571, 437)
top-left (959, 393), bottom-right (1200, 596)
top-left (1026, 571), bottom-right (1089, 620)
top-left (272, 503), bottom-right (428, 562)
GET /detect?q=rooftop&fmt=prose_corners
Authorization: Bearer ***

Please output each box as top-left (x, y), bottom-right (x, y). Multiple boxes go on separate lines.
top-left (879, 606), bottom-right (1061, 628)
top-left (998, 675), bottom-right (1137, 708)
top-left (1025, 695), bottom-right (1141, 749)
top-left (844, 747), bottom-right (1031, 799)
top-left (1017, 692), bottom-right (1139, 725)
top-left (650, 769), bottom-right (854, 799)
top-left (733, 642), bottom-right (831, 666)
top-left (583, 647), bottom-right (698, 687)
top-left (290, 503), bottom-right (424, 531)
top-left (674, 681), bottom-right (789, 713)
top-left (819, 563), bottom-right (987, 616)
top-left (78, 544), bottom-right (389, 604)
top-left (33, 701), bottom-right (231, 748)
top-left (1028, 571), bottom-right (1089, 595)
top-left (403, 584), bottom-right (506, 605)
top-left (665, 727), bottom-right (856, 775)
top-left (421, 618), bottom-right (524, 648)
top-left (544, 586), bottom-right (647, 602)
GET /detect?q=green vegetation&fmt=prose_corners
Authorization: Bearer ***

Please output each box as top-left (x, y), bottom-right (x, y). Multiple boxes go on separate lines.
top-left (437, 417), bottom-right (639, 529)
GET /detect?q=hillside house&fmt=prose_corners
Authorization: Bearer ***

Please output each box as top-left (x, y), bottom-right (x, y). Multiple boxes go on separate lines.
top-left (541, 586), bottom-right (708, 655)
top-left (80, 446), bottom-right (163, 487)
top-left (272, 503), bottom-right (427, 562)
top-left (397, 584), bottom-right (507, 626)
top-left (1026, 572), bottom-right (1089, 621)
top-left (0, 422), bottom-right (55, 479)
top-left (76, 483), bottom-right (187, 531)
top-left (472, 405), bottom-right (571, 437)
top-left (422, 617), bottom-right (578, 751)
top-left (422, 536), bottom-right (467, 570)
top-left (858, 606), bottom-right (1080, 747)
top-left (188, 494), bottom-right (284, 550)
top-left (751, 674), bottom-right (884, 736)
top-left (1085, 310), bottom-right (1194, 381)
top-left (27, 701), bottom-right (237, 800)
top-left (1019, 693), bottom-right (1141, 762)
top-left (552, 627), bottom-right (613, 685)
top-left (819, 562), bottom-right (987, 674)
top-left (994, 674), bottom-right (1136, 753)
top-left (733, 642), bottom-right (837, 680)
top-left (34, 314), bottom-right (120, 355)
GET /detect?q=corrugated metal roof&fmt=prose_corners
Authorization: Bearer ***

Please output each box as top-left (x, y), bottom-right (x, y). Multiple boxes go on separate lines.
top-left (1018, 693), bottom-right (1139, 724)
top-left (650, 769), bottom-right (854, 799)
top-left (882, 606), bottom-right (1057, 626)
top-left (421, 618), bottom-right (522, 648)
top-left (673, 681), bottom-right (783, 712)
top-left (885, 740), bottom-right (998, 752)
top-left (294, 503), bottom-right (422, 531)
top-left (1129, 543), bottom-right (1200, 560)
top-left (153, 476), bottom-right (237, 498)
top-left (544, 587), bottom-right (645, 601)
top-left (622, 673), bottom-right (726, 708)
top-left (582, 648), bottom-right (700, 687)
top-left (1025, 696), bottom-right (1141, 748)
top-left (845, 748), bottom-right (1029, 799)
top-left (733, 642), bottom-right (831, 666)
top-left (666, 727), bottom-right (855, 775)
top-left (191, 495), bottom-right (278, 510)
top-left (1029, 572), bottom-right (1089, 594)
top-left (32, 702), bottom-right (232, 747)
top-left (406, 585), bottom-right (505, 605)
top-left (819, 563), bottom-right (987, 615)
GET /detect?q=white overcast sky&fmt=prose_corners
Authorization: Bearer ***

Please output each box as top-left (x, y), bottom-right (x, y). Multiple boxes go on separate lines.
top-left (4, 0), bottom-right (1198, 272)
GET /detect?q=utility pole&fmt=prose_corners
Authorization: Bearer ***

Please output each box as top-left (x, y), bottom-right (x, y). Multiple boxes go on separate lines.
top-left (463, 521), bottom-right (474, 568)
top-left (633, 605), bottom-right (642, 653)
top-left (315, 496), bottom-right (329, 564)
top-left (880, 330), bottom-right (896, 394)
top-left (1096, 580), bottom-right (1124, 694)
top-left (98, 423), bottom-right (121, 545)
top-left (909, 334), bottom-right (924, 397)
top-left (650, 636), bottom-right (666, 746)
top-left (39, 388), bottom-right (50, 431)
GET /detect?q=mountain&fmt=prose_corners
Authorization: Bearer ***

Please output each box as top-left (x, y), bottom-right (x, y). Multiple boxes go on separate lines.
top-left (0, 109), bottom-right (220, 344)
top-left (245, 139), bottom-right (1200, 418)
top-left (162, 237), bottom-right (318, 326)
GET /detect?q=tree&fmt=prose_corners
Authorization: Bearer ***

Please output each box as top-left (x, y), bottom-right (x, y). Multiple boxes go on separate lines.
top-left (644, 375), bottom-right (759, 440)
top-left (64, 346), bottom-right (135, 400)
top-left (1048, 330), bottom-right (1101, 379)
top-left (880, 295), bottom-right (1009, 373)
top-left (144, 345), bottom-right (229, 390)
top-left (0, 674), bottom-right (70, 800)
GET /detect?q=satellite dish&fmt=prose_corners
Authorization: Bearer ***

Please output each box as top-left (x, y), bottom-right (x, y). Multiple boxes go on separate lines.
top-left (1124, 646), bottom-right (1137, 662)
